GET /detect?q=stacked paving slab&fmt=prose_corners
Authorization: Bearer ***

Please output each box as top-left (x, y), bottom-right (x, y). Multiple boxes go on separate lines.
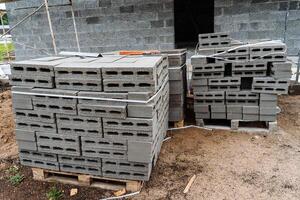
top-left (10, 55), bottom-right (169, 181)
top-left (161, 49), bottom-right (187, 122)
top-left (191, 32), bottom-right (291, 127)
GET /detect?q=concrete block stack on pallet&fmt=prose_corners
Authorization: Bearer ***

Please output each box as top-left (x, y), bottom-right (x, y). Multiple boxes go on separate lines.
top-left (191, 32), bottom-right (291, 129)
top-left (161, 49), bottom-right (187, 123)
top-left (10, 55), bottom-right (169, 181)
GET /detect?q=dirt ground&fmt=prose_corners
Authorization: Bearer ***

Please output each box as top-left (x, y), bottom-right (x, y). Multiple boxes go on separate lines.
top-left (0, 90), bottom-right (300, 200)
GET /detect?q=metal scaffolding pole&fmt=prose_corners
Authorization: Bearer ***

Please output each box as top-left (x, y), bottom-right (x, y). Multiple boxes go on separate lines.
top-left (44, 0), bottom-right (58, 55)
top-left (70, 0), bottom-right (80, 52)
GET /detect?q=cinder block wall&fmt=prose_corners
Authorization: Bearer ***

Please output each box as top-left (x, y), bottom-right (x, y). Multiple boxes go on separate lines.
top-left (215, 0), bottom-right (300, 55)
top-left (6, 0), bottom-right (174, 60)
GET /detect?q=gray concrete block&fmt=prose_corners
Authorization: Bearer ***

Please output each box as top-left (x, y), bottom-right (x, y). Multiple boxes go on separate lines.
top-left (194, 105), bottom-right (209, 113)
top-left (10, 75), bottom-right (54, 88)
top-left (252, 77), bottom-right (289, 95)
top-left (196, 119), bottom-right (205, 127)
top-left (193, 72), bottom-right (224, 79)
top-left (17, 140), bottom-right (37, 151)
top-left (82, 148), bottom-right (127, 160)
top-left (78, 104), bottom-right (127, 119)
top-left (209, 85), bottom-right (240, 91)
top-left (104, 128), bottom-right (153, 141)
top-left (268, 121), bottom-right (278, 132)
top-left (260, 100), bottom-right (277, 108)
top-left (221, 55), bottom-right (249, 61)
top-left (19, 149), bottom-right (58, 162)
top-left (272, 62), bottom-right (292, 72)
top-left (211, 112), bottom-right (226, 119)
top-left (193, 63), bottom-right (225, 73)
top-left (271, 71), bottom-right (292, 79)
top-left (227, 105), bottom-right (243, 113)
top-left (243, 114), bottom-right (259, 121)
top-left (169, 66), bottom-right (184, 81)
top-left (16, 119), bottom-right (57, 133)
top-left (199, 32), bottom-right (230, 43)
top-left (11, 60), bottom-right (55, 77)
top-left (199, 40), bottom-right (231, 48)
top-left (60, 163), bottom-right (102, 176)
top-left (233, 71), bottom-right (267, 77)
top-left (194, 91), bottom-right (225, 100)
top-left (231, 120), bottom-right (239, 130)
top-left (81, 137), bottom-right (127, 151)
top-left (56, 114), bottom-right (102, 137)
top-left (102, 158), bottom-right (151, 173)
top-left (192, 79), bottom-right (208, 86)
top-left (227, 113), bottom-right (243, 120)
top-left (194, 99), bottom-right (225, 105)
top-left (103, 79), bottom-right (156, 93)
top-left (197, 48), bottom-right (215, 56)
top-left (249, 42), bottom-right (286, 56)
top-left (260, 94), bottom-right (278, 101)
top-left (15, 129), bottom-right (36, 142)
top-left (103, 118), bottom-right (154, 132)
top-left (54, 62), bottom-right (102, 79)
top-left (32, 88), bottom-right (78, 105)
top-left (128, 140), bottom-right (153, 163)
top-left (193, 86), bottom-right (209, 92)
top-left (102, 168), bottom-right (151, 181)
top-left (161, 49), bottom-right (187, 67)
top-left (58, 155), bottom-right (101, 167)
top-left (209, 77), bottom-right (241, 86)
top-left (232, 61), bottom-right (267, 71)
top-left (243, 106), bottom-right (259, 114)
top-left (226, 91), bottom-right (259, 100)
top-left (14, 110), bottom-right (55, 124)
top-left (260, 115), bottom-right (277, 122)
top-left (211, 105), bottom-right (226, 113)
top-left (12, 86), bottom-right (33, 110)
top-left (56, 78), bottom-right (103, 91)
top-left (250, 53), bottom-right (287, 62)
top-left (195, 112), bottom-right (210, 119)
top-left (78, 91), bottom-right (128, 105)
top-left (127, 104), bottom-right (155, 119)
top-left (36, 132), bottom-right (80, 156)
top-left (170, 80), bottom-right (184, 95)
top-left (20, 158), bottom-right (59, 171)
top-left (33, 101), bottom-right (77, 115)
top-left (215, 46), bottom-right (249, 57)
top-left (260, 107), bottom-right (277, 115)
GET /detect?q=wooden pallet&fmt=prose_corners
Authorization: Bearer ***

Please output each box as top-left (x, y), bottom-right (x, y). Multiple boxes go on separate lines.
top-left (32, 168), bottom-right (142, 192)
top-left (196, 119), bottom-right (277, 133)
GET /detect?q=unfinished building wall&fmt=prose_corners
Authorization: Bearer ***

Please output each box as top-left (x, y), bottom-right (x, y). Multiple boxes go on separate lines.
top-left (6, 0), bottom-right (174, 60)
top-left (215, 0), bottom-right (300, 55)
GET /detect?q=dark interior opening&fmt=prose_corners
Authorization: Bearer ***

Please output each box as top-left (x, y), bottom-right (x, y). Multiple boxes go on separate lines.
top-left (174, 0), bottom-right (214, 48)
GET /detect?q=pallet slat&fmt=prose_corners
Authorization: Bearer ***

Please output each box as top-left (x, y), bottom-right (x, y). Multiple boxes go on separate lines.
top-left (31, 168), bottom-right (142, 192)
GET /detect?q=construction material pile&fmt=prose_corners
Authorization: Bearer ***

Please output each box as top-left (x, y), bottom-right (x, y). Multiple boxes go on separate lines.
top-left (161, 49), bottom-right (187, 123)
top-left (191, 32), bottom-right (291, 128)
top-left (10, 55), bottom-right (169, 181)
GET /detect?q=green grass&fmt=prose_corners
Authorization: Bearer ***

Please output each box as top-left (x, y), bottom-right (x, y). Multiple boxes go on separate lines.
top-left (46, 187), bottom-right (63, 200)
top-left (0, 43), bottom-right (14, 61)
top-left (9, 173), bottom-right (24, 186)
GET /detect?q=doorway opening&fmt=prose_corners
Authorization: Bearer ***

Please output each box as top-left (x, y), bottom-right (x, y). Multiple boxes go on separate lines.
top-left (174, 0), bottom-right (214, 48)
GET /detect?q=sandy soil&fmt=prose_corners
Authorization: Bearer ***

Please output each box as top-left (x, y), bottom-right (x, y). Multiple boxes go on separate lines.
top-left (0, 91), bottom-right (300, 200)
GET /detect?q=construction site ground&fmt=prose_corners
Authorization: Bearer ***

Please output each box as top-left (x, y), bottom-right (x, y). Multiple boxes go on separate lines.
top-left (0, 89), bottom-right (300, 200)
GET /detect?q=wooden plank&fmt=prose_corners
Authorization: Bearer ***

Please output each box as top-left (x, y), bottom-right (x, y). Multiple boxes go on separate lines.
top-left (174, 120), bottom-right (184, 128)
top-left (31, 168), bottom-right (142, 192)
top-left (183, 174), bottom-right (196, 194)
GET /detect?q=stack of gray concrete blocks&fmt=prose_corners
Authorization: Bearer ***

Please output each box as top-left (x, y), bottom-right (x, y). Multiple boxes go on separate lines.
top-left (161, 49), bottom-right (187, 122)
top-left (11, 55), bottom-right (169, 181)
top-left (192, 32), bottom-right (291, 127)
